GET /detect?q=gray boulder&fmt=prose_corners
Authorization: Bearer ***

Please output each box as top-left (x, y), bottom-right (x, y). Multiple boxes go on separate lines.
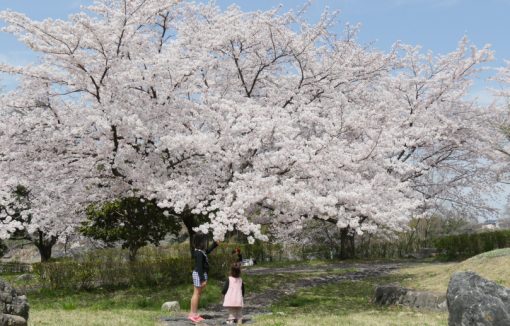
top-left (0, 313), bottom-right (27, 326)
top-left (402, 290), bottom-right (446, 311)
top-left (374, 283), bottom-right (446, 311)
top-left (0, 279), bottom-right (29, 324)
top-left (373, 283), bottom-right (408, 305)
top-left (447, 271), bottom-right (510, 326)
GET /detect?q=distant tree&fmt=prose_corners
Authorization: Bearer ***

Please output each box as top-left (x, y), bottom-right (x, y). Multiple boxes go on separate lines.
top-left (80, 197), bottom-right (181, 261)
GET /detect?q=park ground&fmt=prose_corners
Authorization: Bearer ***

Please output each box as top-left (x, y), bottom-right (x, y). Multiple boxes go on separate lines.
top-left (4, 248), bottom-right (510, 325)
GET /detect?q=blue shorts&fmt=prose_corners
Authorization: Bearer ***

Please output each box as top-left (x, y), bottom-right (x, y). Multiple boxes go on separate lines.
top-left (192, 271), bottom-right (207, 288)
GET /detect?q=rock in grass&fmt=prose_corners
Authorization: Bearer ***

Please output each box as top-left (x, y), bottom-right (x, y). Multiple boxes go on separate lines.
top-left (401, 290), bottom-right (446, 311)
top-left (373, 283), bottom-right (446, 311)
top-left (0, 313), bottom-right (27, 326)
top-left (161, 301), bottom-right (180, 312)
top-left (373, 283), bottom-right (408, 305)
top-left (0, 279), bottom-right (29, 323)
top-left (447, 271), bottom-right (510, 326)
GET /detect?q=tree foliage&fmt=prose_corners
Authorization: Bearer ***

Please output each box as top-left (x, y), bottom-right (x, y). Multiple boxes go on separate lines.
top-left (80, 197), bottom-right (181, 260)
top-left (0, 0), bottom-right (505, 245)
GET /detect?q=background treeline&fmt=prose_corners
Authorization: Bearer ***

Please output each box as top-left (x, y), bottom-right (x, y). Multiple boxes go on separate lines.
top-left (3, 211), bottom-right (510, 291)
top-left (28, 229), bottom-right (510, 291)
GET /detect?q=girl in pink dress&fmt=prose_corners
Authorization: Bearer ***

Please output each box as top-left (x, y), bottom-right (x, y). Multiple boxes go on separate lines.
top-left (222, 263), bottom-right (245, 324)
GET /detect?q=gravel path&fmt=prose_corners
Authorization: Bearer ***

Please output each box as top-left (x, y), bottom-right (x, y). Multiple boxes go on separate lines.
top-left (160, 262), bottom-right (406, 325)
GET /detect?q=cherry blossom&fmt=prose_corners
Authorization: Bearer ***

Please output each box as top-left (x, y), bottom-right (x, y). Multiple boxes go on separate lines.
top-left (0, 1), bottom-right (502, 246)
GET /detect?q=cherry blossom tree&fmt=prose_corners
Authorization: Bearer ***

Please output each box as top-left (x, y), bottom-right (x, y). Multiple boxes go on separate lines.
top-left (0, 1), bottom-right (502, 251)
top-left (0, 81), bottom-right (107, 260)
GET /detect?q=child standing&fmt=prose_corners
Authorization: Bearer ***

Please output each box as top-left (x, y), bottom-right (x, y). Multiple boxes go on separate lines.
top-left (231, 247), bottom-right (243, 263)
top-left (222, 263), bottom-right (245, 325)
top-left (189, 233), bottom-right (219, 323)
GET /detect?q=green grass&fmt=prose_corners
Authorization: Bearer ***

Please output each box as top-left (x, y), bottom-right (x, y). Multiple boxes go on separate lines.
top-left (255, 275), bottom-right (447, 325)
top-left (253, 259), bottom-right (334, 269)
top-left (1, 272), bottom-right (40, 288)
top-left (28, 281), bottom-right (223, 312)
top-left (243, 267), bottom-right (357, 294)
top-left (470, 247), bottom-right (510, 259)
top-left (397, 248), bottom-right (510, 292)
top-left (255, 311), bottom-right (447, 326)
top-left (0, 259), bottom-right (452, 325)
top-left (30, 309), bottom-right (163, 326)
top-left (27, 281), bottom-right (223, 325)
top-left (272, 275), bottom-right (407, 314)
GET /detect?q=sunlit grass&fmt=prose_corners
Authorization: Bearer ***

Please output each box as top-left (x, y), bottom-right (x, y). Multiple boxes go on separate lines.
top-left (254, 275), bottom-right (447, 325)
top-left (30, 309), bottom-right (163, 326)
top-left (255, 311), bottom-right (447, 326)
top-left (397, 248), bottom-right (510, 293)
top-left (2, 258), bottom-right (465, 325)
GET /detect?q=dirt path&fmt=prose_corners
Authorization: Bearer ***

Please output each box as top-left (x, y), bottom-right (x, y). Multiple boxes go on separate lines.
top-left (160, 262), bottom-right (406, 325)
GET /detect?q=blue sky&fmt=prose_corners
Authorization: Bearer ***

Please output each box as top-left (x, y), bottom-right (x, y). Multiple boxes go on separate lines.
top-left (1, 0), bottom-right (509, 66)
top-left (1, 0), bottom-right (508, 100)
top-left (1, 0), bottom-right (509, 216)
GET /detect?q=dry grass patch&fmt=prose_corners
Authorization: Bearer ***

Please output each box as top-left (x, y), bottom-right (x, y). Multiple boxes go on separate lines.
top-left (255, 310), bottom-right (447, 326)
top-left (397, 248), bottom-right (510, 293)
top-left (30, 309), bottom-right (164, 326)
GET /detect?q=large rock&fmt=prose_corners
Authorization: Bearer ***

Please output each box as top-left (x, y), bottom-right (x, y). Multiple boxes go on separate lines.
top-left (373, 283), bottom-right (408, 305)
top-left (374, 283), bottom-right (446, 311)
top-left (401, 290), bottom-right (446, 310)
top-left (447, 271), bottom-right (510, 326)
top-left (0, 313), bottom-right (27, 326)
top-left (0, 279), bottom-right (29, 325)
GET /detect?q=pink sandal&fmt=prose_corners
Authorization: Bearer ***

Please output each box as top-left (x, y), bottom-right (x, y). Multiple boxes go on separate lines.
top-left (188, 314), bottom-right (204, 323)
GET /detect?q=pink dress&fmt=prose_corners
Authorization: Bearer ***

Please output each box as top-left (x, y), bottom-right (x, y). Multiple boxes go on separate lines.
top-left (223, 276), bottom-right (244, 307)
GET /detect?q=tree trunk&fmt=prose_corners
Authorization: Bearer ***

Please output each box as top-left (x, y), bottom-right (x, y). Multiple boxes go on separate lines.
top-left (340, 227), bottom-right (349, 259)
top-left (182, 210), bottom-right (199, 256)
top-left (128, 246), bottom-right (139, 262)
top-left (33, 231), bottom-right (57, 262)
top-left (349, 233), bottom-right (355, 258)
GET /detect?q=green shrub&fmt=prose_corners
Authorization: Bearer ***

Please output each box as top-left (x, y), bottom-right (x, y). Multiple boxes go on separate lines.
top-left (434, 230), bottom-right (510, 260)
top-left (81, 197), bottom-right (181, 261)
top-left (32, 246), bottom-right (238, 290)
top-left (0, 261), bottom-right (32, 274)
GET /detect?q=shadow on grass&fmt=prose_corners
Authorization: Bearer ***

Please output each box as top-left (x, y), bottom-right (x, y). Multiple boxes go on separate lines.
top-left (271, 274), bottom-right (412, 315)
top-left (27, 281), bottom-right (223, 312)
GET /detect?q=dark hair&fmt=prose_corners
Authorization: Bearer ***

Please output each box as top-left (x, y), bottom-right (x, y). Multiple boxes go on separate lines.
top-left (230, 263), bottom-right (241, 278)
top-left (192, 233), bottom-right (208, 251)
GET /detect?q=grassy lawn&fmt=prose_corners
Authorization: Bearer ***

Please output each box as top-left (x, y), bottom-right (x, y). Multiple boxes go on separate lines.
top-left (1, 259), bottom-right (454, 325)
top-left (396, 248), bottom-right (510, 292)
top-left (243, 267), bottom-right (357, 294)
top-left (28, 283), bottom-right (222, 311)
top-left (30, 309), bottom-right (163, 326)
top-left (254, 275), bottom-right (447, 326)
top-left (26, 281), bottom-right (223, 325)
